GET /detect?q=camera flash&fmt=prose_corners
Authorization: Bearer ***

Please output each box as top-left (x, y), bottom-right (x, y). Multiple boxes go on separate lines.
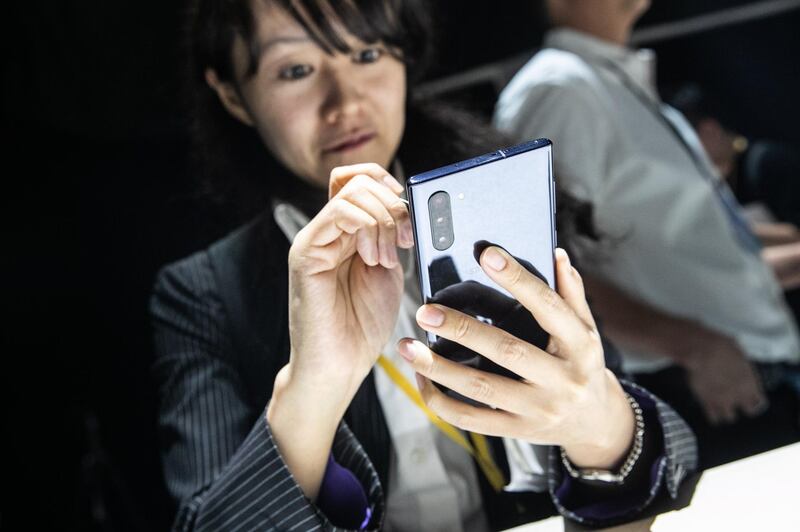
top-left (457, 193), bottom-right (465, 200)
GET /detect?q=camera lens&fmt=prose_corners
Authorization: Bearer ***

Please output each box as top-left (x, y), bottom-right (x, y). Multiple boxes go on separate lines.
top-left (428, 191), bottom-right (454, 251)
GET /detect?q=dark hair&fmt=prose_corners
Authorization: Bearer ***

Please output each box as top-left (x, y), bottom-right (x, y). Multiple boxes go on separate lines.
top-left (667, 83), bottom-right (738, 132)
top-left (184, 0), bottom-right (433, 227)
top-left (183, 0), bottom-right (597, 249)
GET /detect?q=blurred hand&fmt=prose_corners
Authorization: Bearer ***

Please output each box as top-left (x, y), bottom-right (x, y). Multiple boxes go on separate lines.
top-left (683, 331), bottom-right (768, 425)
top-left (752, 221), bottom-right (800, 246)
top-left (762, 241), bottom-right (800, 290)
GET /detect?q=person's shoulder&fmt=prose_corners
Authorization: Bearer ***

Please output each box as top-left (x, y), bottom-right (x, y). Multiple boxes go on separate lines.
top-left (495, 48), bottom-right (602, 130)
top-left (502, 48), bottom-right (599, 99)
top-left (152, 210), bottom-right (282, 302)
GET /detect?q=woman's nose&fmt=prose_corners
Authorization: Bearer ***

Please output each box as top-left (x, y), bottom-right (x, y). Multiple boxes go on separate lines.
top-left (321, 68), bottom-right (364, 124)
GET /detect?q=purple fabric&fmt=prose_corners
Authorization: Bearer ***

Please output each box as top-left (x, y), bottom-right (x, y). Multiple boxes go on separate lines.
top-left (315, 454), bottom-right (371, 529)
top-left (317, 385), bottom-right (668, 527)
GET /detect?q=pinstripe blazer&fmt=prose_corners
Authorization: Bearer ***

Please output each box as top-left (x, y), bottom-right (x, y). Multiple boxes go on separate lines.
top-left (150, 210), bottom-right (698, 531)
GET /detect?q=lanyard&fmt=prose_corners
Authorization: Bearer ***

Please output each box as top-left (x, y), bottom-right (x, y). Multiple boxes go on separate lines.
top-left (376, 355), bottom-right (506, 492)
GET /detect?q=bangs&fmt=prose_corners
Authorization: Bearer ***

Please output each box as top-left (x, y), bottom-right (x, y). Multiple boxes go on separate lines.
top-left (239, 0), bottom-right (430, 79)
top-left (279, 0), bottom-right (402, 54)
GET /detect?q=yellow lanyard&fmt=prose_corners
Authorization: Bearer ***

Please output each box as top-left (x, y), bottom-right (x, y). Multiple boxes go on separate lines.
top-left (376, 355), bottom-right (506, 492)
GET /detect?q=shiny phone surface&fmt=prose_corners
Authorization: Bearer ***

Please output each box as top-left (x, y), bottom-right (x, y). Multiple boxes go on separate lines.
top-left (407, 139), bottom-right (556, 379)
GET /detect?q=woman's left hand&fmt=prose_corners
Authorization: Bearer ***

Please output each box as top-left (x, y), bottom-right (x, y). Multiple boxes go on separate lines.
top-left (397, 246), bottom-right (635, 470)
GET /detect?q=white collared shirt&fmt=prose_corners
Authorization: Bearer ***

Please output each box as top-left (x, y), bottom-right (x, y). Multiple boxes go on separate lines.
top-left (494, 28), bottom-right (800, 373)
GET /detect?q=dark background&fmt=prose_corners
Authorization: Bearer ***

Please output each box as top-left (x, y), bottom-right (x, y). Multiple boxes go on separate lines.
top-left (4, 1), bottom-right (799, 530)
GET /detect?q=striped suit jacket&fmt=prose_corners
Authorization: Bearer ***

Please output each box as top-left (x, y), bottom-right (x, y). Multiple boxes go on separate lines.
top-left (150, 211), bottom-right (698, 531)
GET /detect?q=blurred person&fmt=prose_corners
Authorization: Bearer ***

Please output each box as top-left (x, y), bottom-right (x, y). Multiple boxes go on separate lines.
top-left (670, 84), bottom-right (800, 290)
top-left (149, 0), bottom-right (698, 530)
top-left (670, 83), bottom-right (800, 231)
top-left (495, 0), bottom-right (800, 468)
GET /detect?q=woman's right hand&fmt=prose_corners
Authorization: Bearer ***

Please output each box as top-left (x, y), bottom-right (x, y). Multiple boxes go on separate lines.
top-left (268, 163), bottom-right (412, 499)
top-left (286, 163), bottom-right (413, 396)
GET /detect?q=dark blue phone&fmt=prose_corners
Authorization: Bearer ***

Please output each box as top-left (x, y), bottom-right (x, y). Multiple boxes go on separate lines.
top-left (406, 138), bottom-right (556, 382)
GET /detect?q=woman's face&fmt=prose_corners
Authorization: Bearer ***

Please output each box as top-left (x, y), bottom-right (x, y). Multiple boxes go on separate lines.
top-left (225, 1), bottom-right (407, 189)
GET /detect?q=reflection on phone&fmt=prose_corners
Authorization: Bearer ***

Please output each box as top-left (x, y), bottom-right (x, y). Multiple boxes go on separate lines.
top-left (427, 242), bottom-right (550, 404)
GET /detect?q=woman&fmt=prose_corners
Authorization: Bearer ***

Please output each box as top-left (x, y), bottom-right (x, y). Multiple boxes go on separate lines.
top-left (150, 0), bottom-right (697, 530)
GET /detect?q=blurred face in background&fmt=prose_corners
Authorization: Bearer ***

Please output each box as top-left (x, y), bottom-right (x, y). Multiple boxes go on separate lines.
top-left (694, 118), bottom-right (746, 179)
top-left (623, 0), bottom-right (651, 17)
top-left (546, 0), bottom-right (650, 32)
top-left (207, 0), bottom-right (407, 189)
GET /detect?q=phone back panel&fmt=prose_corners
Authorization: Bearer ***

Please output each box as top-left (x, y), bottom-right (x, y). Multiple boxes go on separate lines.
top-left (407, 139), bottom-right (556, 378)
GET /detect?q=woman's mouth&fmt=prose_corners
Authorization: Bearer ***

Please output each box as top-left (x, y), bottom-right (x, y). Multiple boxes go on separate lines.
top-left (323, 132), bottom-right (376, 154)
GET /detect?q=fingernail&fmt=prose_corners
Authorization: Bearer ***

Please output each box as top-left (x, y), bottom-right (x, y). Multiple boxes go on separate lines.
top-left (397, 340), bottom-right (416, 362)
top-left (386, 244), bottom-right (398, 267)
top-left (417, 305), bottom-right (445, 327)
top-left (383, 175), bottom-right (404, 194)
top-left (483, 247), bottom-right (507, 271)
top-left (367, 245), bottom-right (380, 266)
top-left (555, 247), bottom-right (570, 265)
top-left (415, 373), bottom-right (426, 390)
top-left (400, 222), bottom-right (414, 247)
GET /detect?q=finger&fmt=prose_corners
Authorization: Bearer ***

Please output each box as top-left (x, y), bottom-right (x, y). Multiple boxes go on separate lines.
top-left (717, 402), bottom-right (738, 425)
top-left (554, 248), bottom-right (596, 329)
top-left (703, 395), bottom-right (736, 425)
top-left (702, 401), bottom-right (723, 425)
top-left (339, 176), bottom-right (400, 268)
top-left (738, 366), bottom-right (768, 417)
top-left (414, 373), bottom-right (521, 437)
top-left (413, 305), bottom-right (559, 383)
top-left (300, 197), bottom-right (375, 247)
top-left (353, 176), bottom-right (413, 248)
top-left (741, 393), bottom-right (770, 417)
top-left (355, 224), bottom-right (380, 267)
top-left (339, 175), bottom-right (414, 261)
top-left (739, 385), bottom-right (769, 417)
top-left (329, 163), bottom-right (403, 198)
top-left (398, 339), bottom-right (537, 414)
top-left (293, 198), bottom-right (378, 271)
top-left (479, 246), bottom-right (596, 356)
top-left (329, 190), bottom-right (380, 267)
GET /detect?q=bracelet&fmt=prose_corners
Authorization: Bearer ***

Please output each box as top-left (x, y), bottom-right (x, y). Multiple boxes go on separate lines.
top-left (560, 392), bottom-right (645, 484)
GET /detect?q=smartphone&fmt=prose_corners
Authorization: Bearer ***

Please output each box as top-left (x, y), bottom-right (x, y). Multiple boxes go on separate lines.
top-left (406, 138), bottom-right (556, 382)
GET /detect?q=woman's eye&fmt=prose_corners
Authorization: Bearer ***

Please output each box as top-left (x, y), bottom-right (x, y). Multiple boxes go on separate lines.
top-left (353, 47), bottom-right (383, 64)
top-left (278, 64), bottom-right (314, 80)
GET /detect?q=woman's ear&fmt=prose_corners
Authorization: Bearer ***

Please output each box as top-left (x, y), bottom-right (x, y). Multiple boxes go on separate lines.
top-left (205, 68), bottom-right (255, 127)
